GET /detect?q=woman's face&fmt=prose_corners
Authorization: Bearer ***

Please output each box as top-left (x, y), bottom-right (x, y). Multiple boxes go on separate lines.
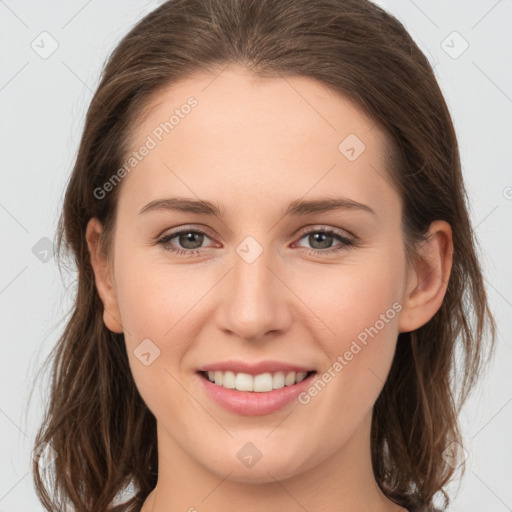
top-left (88, 65), bottom-right (434, 483)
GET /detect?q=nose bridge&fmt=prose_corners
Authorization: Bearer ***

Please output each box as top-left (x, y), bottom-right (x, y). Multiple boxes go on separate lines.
top-left (216, 235), bottom-right (290, 340)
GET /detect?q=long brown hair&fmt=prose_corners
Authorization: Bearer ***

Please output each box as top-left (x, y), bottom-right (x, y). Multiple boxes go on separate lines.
top-left (32, 0), bottom-right (496, 510)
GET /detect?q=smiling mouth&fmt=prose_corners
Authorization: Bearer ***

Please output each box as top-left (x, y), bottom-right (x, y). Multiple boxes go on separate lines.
top-left (198, 370), bottom-right (317, 392)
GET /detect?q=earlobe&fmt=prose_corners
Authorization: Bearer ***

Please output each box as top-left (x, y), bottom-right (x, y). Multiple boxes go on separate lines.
top-left (85, 218), bottom-right (124, 333)
top-left (398, 220), bottom-right (453, 333)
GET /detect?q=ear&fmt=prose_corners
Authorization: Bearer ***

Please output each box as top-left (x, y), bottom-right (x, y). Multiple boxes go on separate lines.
top-left (398, 220), bottom-right (453, 333)
top-left (85, 217), bottom-right (124, 333)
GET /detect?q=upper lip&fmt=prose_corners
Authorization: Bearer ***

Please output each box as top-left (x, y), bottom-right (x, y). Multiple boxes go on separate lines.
top-left (197, 360), bottom-right (315, 375)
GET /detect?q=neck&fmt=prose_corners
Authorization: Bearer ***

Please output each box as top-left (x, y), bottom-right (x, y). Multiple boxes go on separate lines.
top-left (141, 410), bottom-right (406, 512)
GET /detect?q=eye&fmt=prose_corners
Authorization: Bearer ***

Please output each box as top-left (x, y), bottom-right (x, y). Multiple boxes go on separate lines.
top-left (157, 227), bottom-right (216, 257)
top-left (294, 227), bottom-right (355, 255)
top-left (156, 225), bottom-right (356, 257)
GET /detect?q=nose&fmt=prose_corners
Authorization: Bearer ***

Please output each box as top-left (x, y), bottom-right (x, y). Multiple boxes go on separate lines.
top-left (214, 241), bottom-right (293, 342)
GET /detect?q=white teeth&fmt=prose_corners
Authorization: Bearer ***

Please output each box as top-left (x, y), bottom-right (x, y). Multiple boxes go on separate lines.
top-left (222, 371), bottom-right (236, 389)
top-left (296, 371), bottom-right (307, 383)
top-left (204, 370), bottom-right (311, 391)
top-left (273, 371), bottom-right (285, 389)
top-left (235, 372), bottom-right (253, 391)
top-left (284, 372), bottom-right (296, 386)
top-left (254, 373), bottom-right (273, 392)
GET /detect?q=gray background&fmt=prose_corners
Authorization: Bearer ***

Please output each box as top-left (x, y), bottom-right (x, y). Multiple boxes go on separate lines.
top-left (1, 0), bottom-right (511, 510)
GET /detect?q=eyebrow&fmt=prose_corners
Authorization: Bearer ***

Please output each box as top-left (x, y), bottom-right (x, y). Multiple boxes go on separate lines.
top-left (138, 196), bottom-right (376, 218)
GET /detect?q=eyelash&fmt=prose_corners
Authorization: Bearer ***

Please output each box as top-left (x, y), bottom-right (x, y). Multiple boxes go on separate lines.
top-left (156, 225), bottom-right (356, 257)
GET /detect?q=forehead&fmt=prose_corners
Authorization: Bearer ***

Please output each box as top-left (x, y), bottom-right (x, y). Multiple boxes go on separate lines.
top-left (120, 65), bottom-right (397, 218)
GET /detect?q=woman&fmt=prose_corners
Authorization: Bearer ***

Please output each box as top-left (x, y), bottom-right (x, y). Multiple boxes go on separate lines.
top-left (33, 0), bottom-right (496, 511)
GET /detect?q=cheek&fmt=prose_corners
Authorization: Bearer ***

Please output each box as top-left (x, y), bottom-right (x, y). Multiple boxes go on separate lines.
top-left (114, 246), bottom-right (209, 341)
top-left (294, 254), bottom-right (404, 412)
top-left (116, 264), bottom-right (197, 418)
top-left (111, 250), bottom-right (199, 390)
top-left (294, 253), bottom-right (404, 348)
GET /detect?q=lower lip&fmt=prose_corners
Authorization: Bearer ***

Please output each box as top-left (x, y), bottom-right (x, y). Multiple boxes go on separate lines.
top-left (197, 371), bottom-right (317, 416)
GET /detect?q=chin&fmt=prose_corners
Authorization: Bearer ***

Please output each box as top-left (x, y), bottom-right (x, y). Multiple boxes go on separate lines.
top-left (200, 447), bottom-right (310, 484)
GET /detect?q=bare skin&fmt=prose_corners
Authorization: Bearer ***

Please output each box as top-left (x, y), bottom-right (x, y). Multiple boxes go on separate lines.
top-left (86, 64), bottom-right (452, 512)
